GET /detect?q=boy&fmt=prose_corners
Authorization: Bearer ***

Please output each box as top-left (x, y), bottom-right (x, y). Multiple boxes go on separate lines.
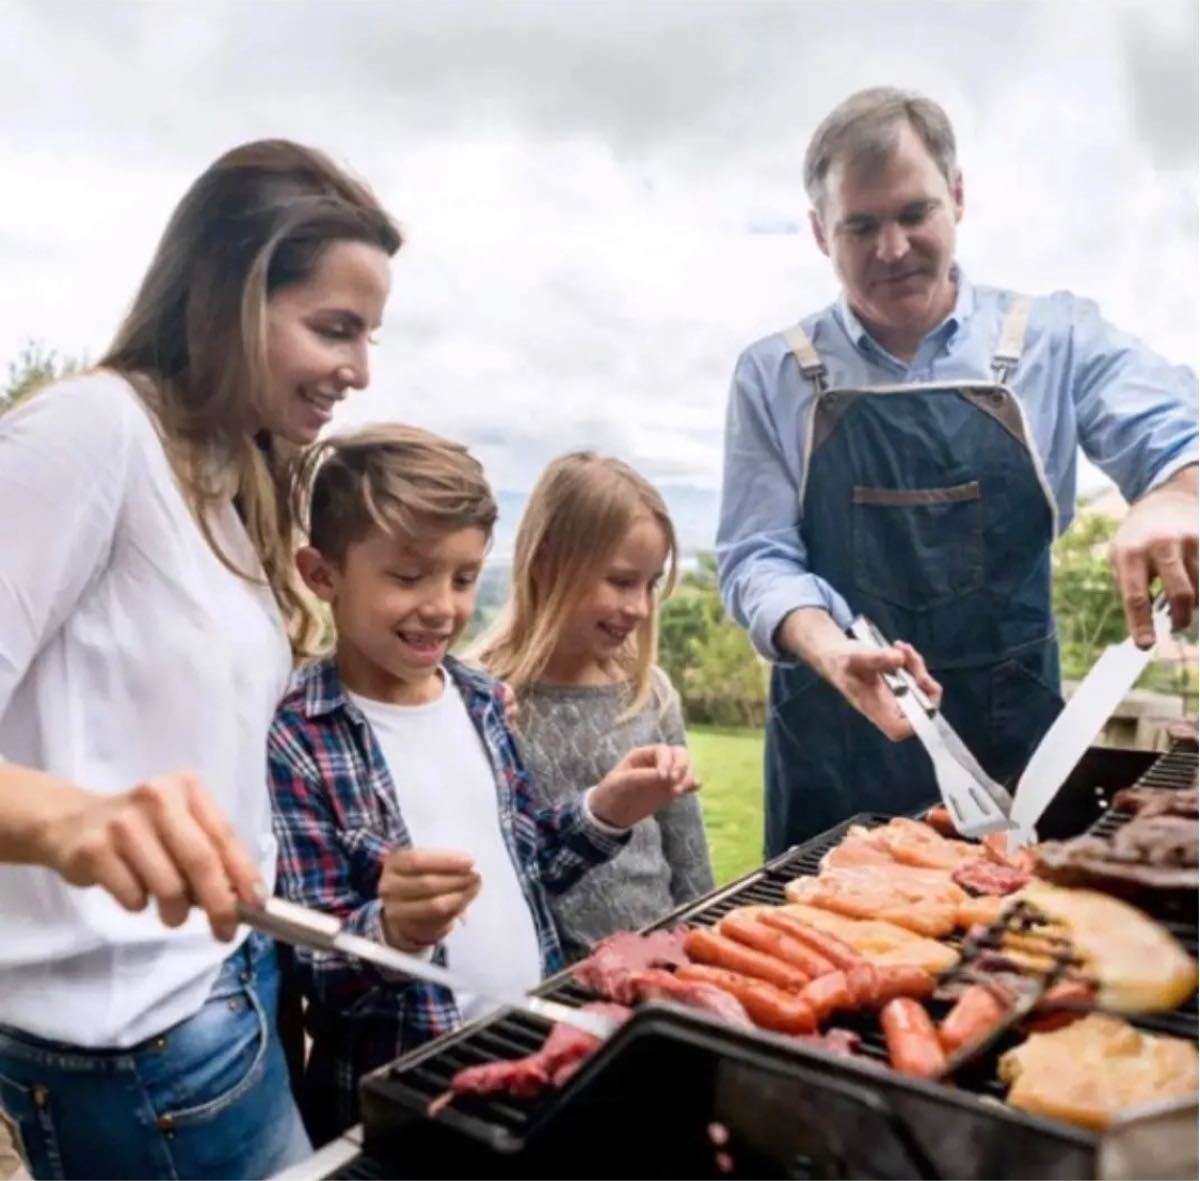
top-left (268, 425), bottom-right (699, 1143)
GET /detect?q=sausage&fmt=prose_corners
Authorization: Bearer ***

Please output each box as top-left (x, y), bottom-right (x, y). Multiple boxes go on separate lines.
top-left (684, 927), bottom-right (811, 992)
top-left (923, 805), bottom-right (956, 838)
top-left (873, 965), bottom-right (936, 1004)
top-left (880, 998), bottom-right (947, 1079)
top-left (938, 984), bottom-right (1009, 1053)
top-left (718, 914), bottom-right (836, 979)
top-left (800, 970), bottom-right (853, 1020)
top-left (756, 911), bottom-right (862, 970)
top-left (1023, 979), bottom-right (1094, 1033)
top-left (677, 964), bottom-right (817, 1034)
top-left (846, 961), bottom-right (878, 1006)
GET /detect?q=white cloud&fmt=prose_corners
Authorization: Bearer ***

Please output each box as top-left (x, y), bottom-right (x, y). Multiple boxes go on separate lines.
top-left (2, 0), bottom-right (1195, 532)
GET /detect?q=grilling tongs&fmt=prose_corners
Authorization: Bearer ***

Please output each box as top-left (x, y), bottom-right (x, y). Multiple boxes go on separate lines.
top-left (848, 616), bottom-right (1014, 839)
top-left (238, 896), bottom-right (620, 1038)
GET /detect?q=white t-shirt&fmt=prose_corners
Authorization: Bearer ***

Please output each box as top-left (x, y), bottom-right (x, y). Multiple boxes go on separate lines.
top-left (0, 373), bottom-right (292, 1047)
top-left (348, 677), bottom-right (543, 1021)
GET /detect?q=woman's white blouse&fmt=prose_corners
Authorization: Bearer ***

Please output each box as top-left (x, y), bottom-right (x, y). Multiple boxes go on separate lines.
top-left (0, 373), bottom-right (292, 1047)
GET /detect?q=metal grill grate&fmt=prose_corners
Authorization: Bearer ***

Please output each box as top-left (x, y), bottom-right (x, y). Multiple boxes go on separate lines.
top-left (365, 752), bottom-right (1198, 1170)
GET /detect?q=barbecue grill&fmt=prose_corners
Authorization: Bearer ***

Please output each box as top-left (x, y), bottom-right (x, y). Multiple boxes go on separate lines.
top-left (324, 743), bottom-right (1199, 1180)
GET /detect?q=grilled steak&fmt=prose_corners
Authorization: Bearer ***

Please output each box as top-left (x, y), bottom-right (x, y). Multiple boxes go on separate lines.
top-left (1112, 785), bottom-right (1198, 819)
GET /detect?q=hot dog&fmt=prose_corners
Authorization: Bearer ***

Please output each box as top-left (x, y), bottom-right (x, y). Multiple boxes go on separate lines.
top-left (756, 911), bottom-right (862, 971)
top-left (800, 970), bottom-right (853, 1020)
top-left (881, 998), bottom-right (947, 1079)
top-left (873, 965), bottom-right (936, 1004)
top-left (938, 984), bottom-right (1010, 1053)
top-left (677, 964), bottom-right (817, 1034)
top-left (846, 961), bottom-right (878, 1006)
top-left (718, 914), bottom-right (836, 979)
top-left (684, 927), bottom-right (811, 992)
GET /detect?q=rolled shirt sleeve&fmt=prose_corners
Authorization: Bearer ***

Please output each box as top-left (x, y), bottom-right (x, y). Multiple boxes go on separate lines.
top-left (1066, 293), bottom-right (1199, 502)
top-left (716, 347), bottom-right (854, 662)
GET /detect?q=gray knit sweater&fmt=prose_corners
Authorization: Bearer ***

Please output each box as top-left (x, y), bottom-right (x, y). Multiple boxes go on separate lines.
top-left (516, 670), bottom-right (715, 962)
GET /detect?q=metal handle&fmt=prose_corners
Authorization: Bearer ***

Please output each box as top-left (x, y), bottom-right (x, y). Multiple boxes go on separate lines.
top-left (847, 615), bottom-right (935, 714)
top-left (238, 897), bottom-right (341, 950)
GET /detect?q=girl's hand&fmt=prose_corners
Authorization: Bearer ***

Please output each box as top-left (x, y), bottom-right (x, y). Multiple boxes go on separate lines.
top-left (588, 744), bottom-right (700, 830)
top-left (379, 847), bottom-right (481, 952)
top-left (35, 772), bottom-right (264, 942)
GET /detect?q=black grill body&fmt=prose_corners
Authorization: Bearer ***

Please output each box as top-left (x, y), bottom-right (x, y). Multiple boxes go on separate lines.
top-left (341, 744), bottom-right (1197, 1180)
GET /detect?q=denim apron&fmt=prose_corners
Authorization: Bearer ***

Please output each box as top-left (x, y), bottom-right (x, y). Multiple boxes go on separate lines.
top-left (764, 295), bottom-right (1064, 855)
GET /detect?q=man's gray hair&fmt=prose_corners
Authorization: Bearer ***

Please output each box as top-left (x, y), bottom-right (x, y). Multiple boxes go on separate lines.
top-left (804, 87), bottom-right (958, 211)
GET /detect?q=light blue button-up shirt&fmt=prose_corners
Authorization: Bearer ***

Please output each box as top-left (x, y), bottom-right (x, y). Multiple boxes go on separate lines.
top-left (717, 272), bottom-right (1199, 660)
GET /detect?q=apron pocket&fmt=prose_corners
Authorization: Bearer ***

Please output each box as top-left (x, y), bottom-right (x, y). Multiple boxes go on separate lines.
top-left (852, 480), bottom-right (984, 612)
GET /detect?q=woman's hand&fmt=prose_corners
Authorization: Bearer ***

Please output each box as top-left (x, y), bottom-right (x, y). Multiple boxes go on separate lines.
top-left (33, 771), bottom-right (264, 941)
top-left (588, 744), bottom-right (700, 830)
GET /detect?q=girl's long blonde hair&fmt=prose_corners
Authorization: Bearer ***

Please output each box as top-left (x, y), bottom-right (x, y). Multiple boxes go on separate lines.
top-left (99, 139), bottom-right (401, 655)
top-left (476, 452), bottom-right (677, 715)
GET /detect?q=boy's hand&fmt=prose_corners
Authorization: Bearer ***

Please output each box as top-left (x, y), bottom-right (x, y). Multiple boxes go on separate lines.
top-left (379, 848), bottom-right (481, 953)
top-left (588, 744), bottom-right (700, 830)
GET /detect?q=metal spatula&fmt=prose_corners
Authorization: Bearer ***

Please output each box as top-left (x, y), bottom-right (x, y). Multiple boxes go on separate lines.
top-left (238, 896), bottom-right (619, 1039)
top-left (849, 616), bottom-right (1014, 838)
top-left (1006, 596), bottom-right (1174, 851)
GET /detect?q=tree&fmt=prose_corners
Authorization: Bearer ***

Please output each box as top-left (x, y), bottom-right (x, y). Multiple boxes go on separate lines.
top-left (1050, 512), bottom-right (1127, 680)
top-left (1051, 510), bottom-right (1196, 708)
top-left (660, 552), bottom-right (768, 726)
top-left (2, 340), bottom-right (82, 414)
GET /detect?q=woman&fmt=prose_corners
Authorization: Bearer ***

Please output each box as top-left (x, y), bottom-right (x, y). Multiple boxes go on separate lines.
top-left (0, 139), bottom-right (400, 1179)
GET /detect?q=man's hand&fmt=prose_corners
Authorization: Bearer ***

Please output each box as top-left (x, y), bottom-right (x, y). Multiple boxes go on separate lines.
top-left (379, 848), bottom-right (480, 953)
top-left (776, 607), bottom-right (942, 741)
top-left (1109, 465), bottom-right (1198, 646)
top-left (588, 745), bottom-right (699, 830)
top-left (33, 771), bottom-right (264, 942)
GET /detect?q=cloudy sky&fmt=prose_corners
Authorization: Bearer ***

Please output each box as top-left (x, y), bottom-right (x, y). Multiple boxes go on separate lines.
top-left (3, 0), bottom-right (1196, 551)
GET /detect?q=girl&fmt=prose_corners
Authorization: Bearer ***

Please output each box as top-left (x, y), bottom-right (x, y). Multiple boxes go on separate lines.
top-left (478, 453), bottom-right (714, 961)
top-left (0, 140), bottom-right (400, 1179)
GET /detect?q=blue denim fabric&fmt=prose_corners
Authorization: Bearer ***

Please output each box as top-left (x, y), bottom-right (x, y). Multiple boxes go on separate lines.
top-left (0, 933), bottom-right (310, 1180)
top-left (761, 378), bottom-right (1063, 855)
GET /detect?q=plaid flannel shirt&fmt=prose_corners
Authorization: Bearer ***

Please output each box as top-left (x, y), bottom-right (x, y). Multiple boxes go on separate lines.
top-left (268, 653), bottom-right (628, 1131)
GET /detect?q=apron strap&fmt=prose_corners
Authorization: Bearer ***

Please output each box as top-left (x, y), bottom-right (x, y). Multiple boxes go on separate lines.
top-left (991, 294), bottom-right (1031, 385)
top-left (784, 324), bottom-right (829, 394)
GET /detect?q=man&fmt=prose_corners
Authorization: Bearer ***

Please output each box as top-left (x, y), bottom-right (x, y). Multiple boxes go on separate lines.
top-left (717, 87), bottom-right (1198, 855)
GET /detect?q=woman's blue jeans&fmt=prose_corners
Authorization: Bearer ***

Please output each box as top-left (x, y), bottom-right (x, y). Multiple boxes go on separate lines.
top-left (0, 933), bottom-right (311, 1179)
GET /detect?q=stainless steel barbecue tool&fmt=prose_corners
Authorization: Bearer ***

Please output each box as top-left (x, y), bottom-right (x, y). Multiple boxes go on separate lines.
top-left (848, 616), bottom-right (1015, 839)
top-left (238, 896), bottom-right (620, 1039)
top-left (1006, 594), bottom-right (1174, 851)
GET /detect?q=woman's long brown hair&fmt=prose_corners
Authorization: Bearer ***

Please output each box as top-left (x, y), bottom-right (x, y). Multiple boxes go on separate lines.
top-left (100, 139), bottom-right (401, 654)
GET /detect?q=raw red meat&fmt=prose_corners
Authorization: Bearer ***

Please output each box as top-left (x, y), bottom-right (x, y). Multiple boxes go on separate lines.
top-left (446, 1003), bottom-right (632, 1101)
top-left (572, 928), bottom-right (690, 1003)
top-left (952, 859), bottom-right (1031, 896)
top-left (622, 967), bottom-right (755, 1029)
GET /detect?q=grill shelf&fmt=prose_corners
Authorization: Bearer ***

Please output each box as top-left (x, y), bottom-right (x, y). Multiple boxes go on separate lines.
top-left (353, 746), bottom-right (1199, 1179)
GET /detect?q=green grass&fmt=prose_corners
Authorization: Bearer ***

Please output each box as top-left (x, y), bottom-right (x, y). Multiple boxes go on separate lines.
top-left (687, 724), bottom-right (765, 885)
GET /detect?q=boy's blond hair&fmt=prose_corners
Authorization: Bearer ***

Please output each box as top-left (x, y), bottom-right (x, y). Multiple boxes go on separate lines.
top-left (475, 452), bottom-right (677, 716)
top-left (297, 423), bottom-right (497, 560)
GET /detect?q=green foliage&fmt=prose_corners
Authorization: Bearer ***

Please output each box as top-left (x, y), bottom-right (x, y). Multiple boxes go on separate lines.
top-left (660, 553), bottom-right (768, 727)
top-left (688, 724), bottom-right (765, 884)
top-left (1051, 512), bottom-right (1126, 679)
top-left (2, 340), bottom-right (82, 414)
top-left (1052, 510), bottom-right (1196, 704)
